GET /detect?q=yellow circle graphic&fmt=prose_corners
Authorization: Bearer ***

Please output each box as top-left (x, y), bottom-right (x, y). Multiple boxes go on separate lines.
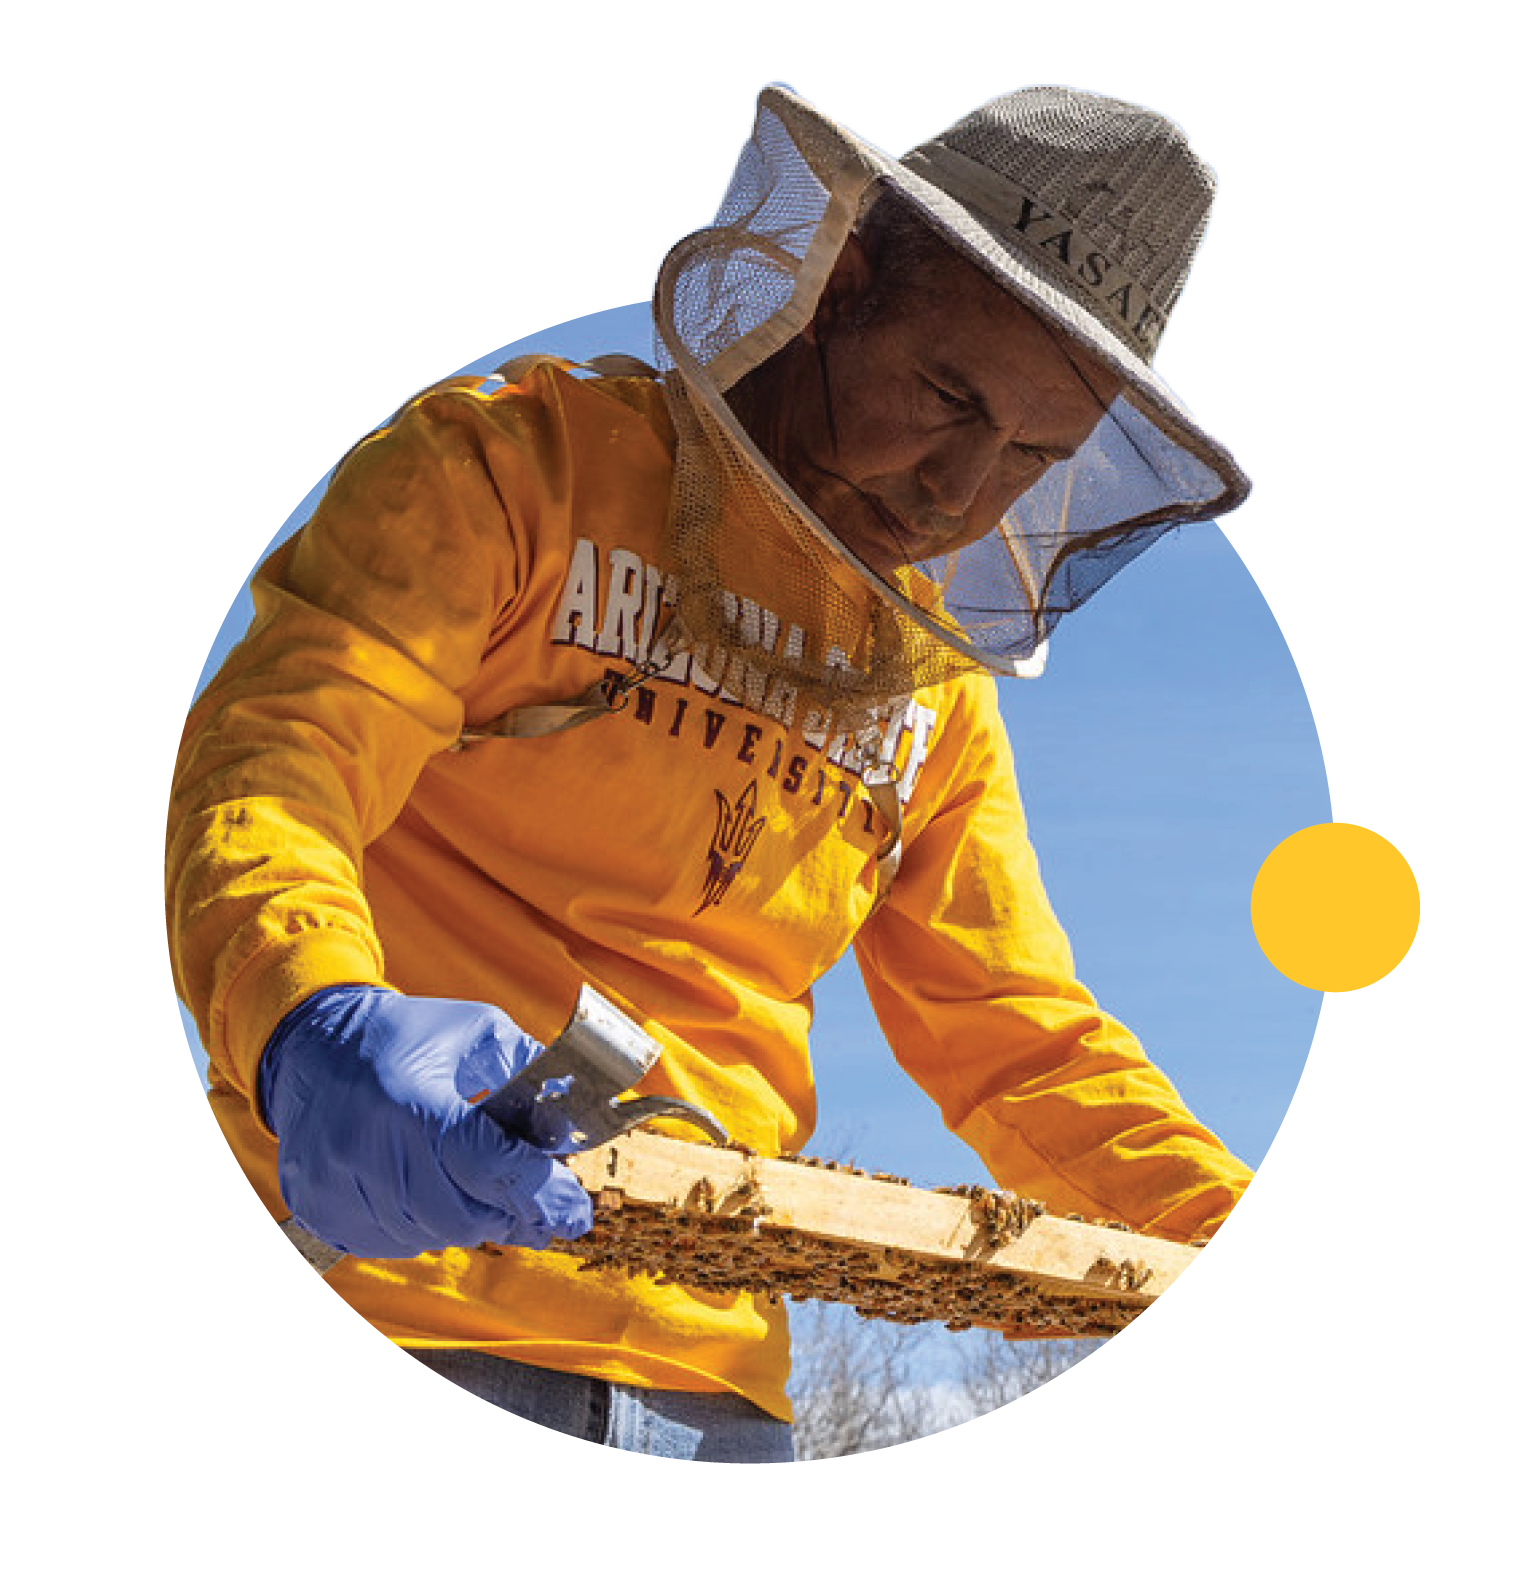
top-left (1251, 823), bottom-right (1419, 991)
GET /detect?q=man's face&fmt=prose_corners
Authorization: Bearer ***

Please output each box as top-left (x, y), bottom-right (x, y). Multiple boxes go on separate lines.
top-left (766, 234), bottom-right (1122, 575)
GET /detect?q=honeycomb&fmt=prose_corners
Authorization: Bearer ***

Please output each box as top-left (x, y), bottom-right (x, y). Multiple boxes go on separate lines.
top-left (532, 1144), bottom-right (1189, 1340)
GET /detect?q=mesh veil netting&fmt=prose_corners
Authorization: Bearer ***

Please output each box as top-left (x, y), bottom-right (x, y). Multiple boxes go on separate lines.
top-left (651, 92), bottom-right (1241, 743)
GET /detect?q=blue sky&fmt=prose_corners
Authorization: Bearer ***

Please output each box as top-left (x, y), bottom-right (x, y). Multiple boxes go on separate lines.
top-left (178, 301), bottom-right (1328, 1192)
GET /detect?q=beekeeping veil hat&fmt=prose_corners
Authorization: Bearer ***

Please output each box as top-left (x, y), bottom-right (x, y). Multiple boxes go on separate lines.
top-left (652, 84), bottom-right (1250, 738)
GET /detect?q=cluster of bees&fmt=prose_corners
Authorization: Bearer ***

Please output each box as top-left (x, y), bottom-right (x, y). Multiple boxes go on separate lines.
top-left (553, 1152), bottom-right (1152, 1340)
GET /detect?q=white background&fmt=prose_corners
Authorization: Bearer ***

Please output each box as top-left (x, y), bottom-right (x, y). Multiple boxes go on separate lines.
top-left (7, 4), bottom-right (1510, 1572)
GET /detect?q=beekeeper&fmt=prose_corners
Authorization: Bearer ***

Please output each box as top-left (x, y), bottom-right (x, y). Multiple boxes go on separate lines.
top-left (167, 83), bottom-right (1253, 1463)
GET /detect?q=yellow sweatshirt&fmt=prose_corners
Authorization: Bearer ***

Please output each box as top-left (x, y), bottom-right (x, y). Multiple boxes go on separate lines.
top-left (166, 363), bottom-right (1250, 1423)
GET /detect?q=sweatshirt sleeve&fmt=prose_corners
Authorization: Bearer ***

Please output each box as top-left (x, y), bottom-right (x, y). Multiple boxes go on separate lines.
top-left (165, 385), bottom-right (529, 1109)
top-left (852, 678), bottom-right (1250, 1244)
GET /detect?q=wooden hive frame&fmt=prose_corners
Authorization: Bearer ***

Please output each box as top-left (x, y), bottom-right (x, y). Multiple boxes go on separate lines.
top-left (548, 1131), bottom-right (1201, 1339)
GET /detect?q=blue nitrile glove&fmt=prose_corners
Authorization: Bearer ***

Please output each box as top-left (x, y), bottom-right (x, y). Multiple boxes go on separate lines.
top-left (258, 986), bottom-right (593, 1259)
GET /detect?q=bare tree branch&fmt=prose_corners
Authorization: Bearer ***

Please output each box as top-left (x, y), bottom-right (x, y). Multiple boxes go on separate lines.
top-left (788, 1298), bottom-right (1102, 1459)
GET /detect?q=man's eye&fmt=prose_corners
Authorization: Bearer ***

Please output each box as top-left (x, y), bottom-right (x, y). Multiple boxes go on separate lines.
top-left (928, 382), bottom-right (972, 412)
top-left (995, 443), bottom-right (1063, 483)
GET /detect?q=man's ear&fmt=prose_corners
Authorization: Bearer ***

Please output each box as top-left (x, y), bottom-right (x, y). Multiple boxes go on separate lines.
top-left (803, 232), bottom-right (873, 344)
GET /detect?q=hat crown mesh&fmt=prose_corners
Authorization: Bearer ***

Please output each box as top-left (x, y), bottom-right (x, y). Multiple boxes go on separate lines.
top-left (920, 87), bottom-right (1215, 347)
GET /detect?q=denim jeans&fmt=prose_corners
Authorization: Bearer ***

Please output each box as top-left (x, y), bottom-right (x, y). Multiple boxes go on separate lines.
top-left (408, 1349), bottom-right (794, 1464)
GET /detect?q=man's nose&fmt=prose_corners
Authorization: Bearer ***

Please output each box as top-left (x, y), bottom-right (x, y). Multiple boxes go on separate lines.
top-left (917, 431), bottom-right (1003, 518)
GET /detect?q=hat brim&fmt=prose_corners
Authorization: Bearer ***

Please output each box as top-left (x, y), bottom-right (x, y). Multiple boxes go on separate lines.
top-left (762, 84), bottom-right (1251, 516)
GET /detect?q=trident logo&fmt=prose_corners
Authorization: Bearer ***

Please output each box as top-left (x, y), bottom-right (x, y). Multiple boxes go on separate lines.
top-left (696, 780), bottom-right (767, 915)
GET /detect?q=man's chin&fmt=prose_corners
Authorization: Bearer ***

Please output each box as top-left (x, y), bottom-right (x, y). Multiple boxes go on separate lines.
top-left (823, 504), bottom-right (925, 575)
top-left (784, 473), bottom-right (932, 573)
top-left (827, 526), bottom-right (909, 577)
